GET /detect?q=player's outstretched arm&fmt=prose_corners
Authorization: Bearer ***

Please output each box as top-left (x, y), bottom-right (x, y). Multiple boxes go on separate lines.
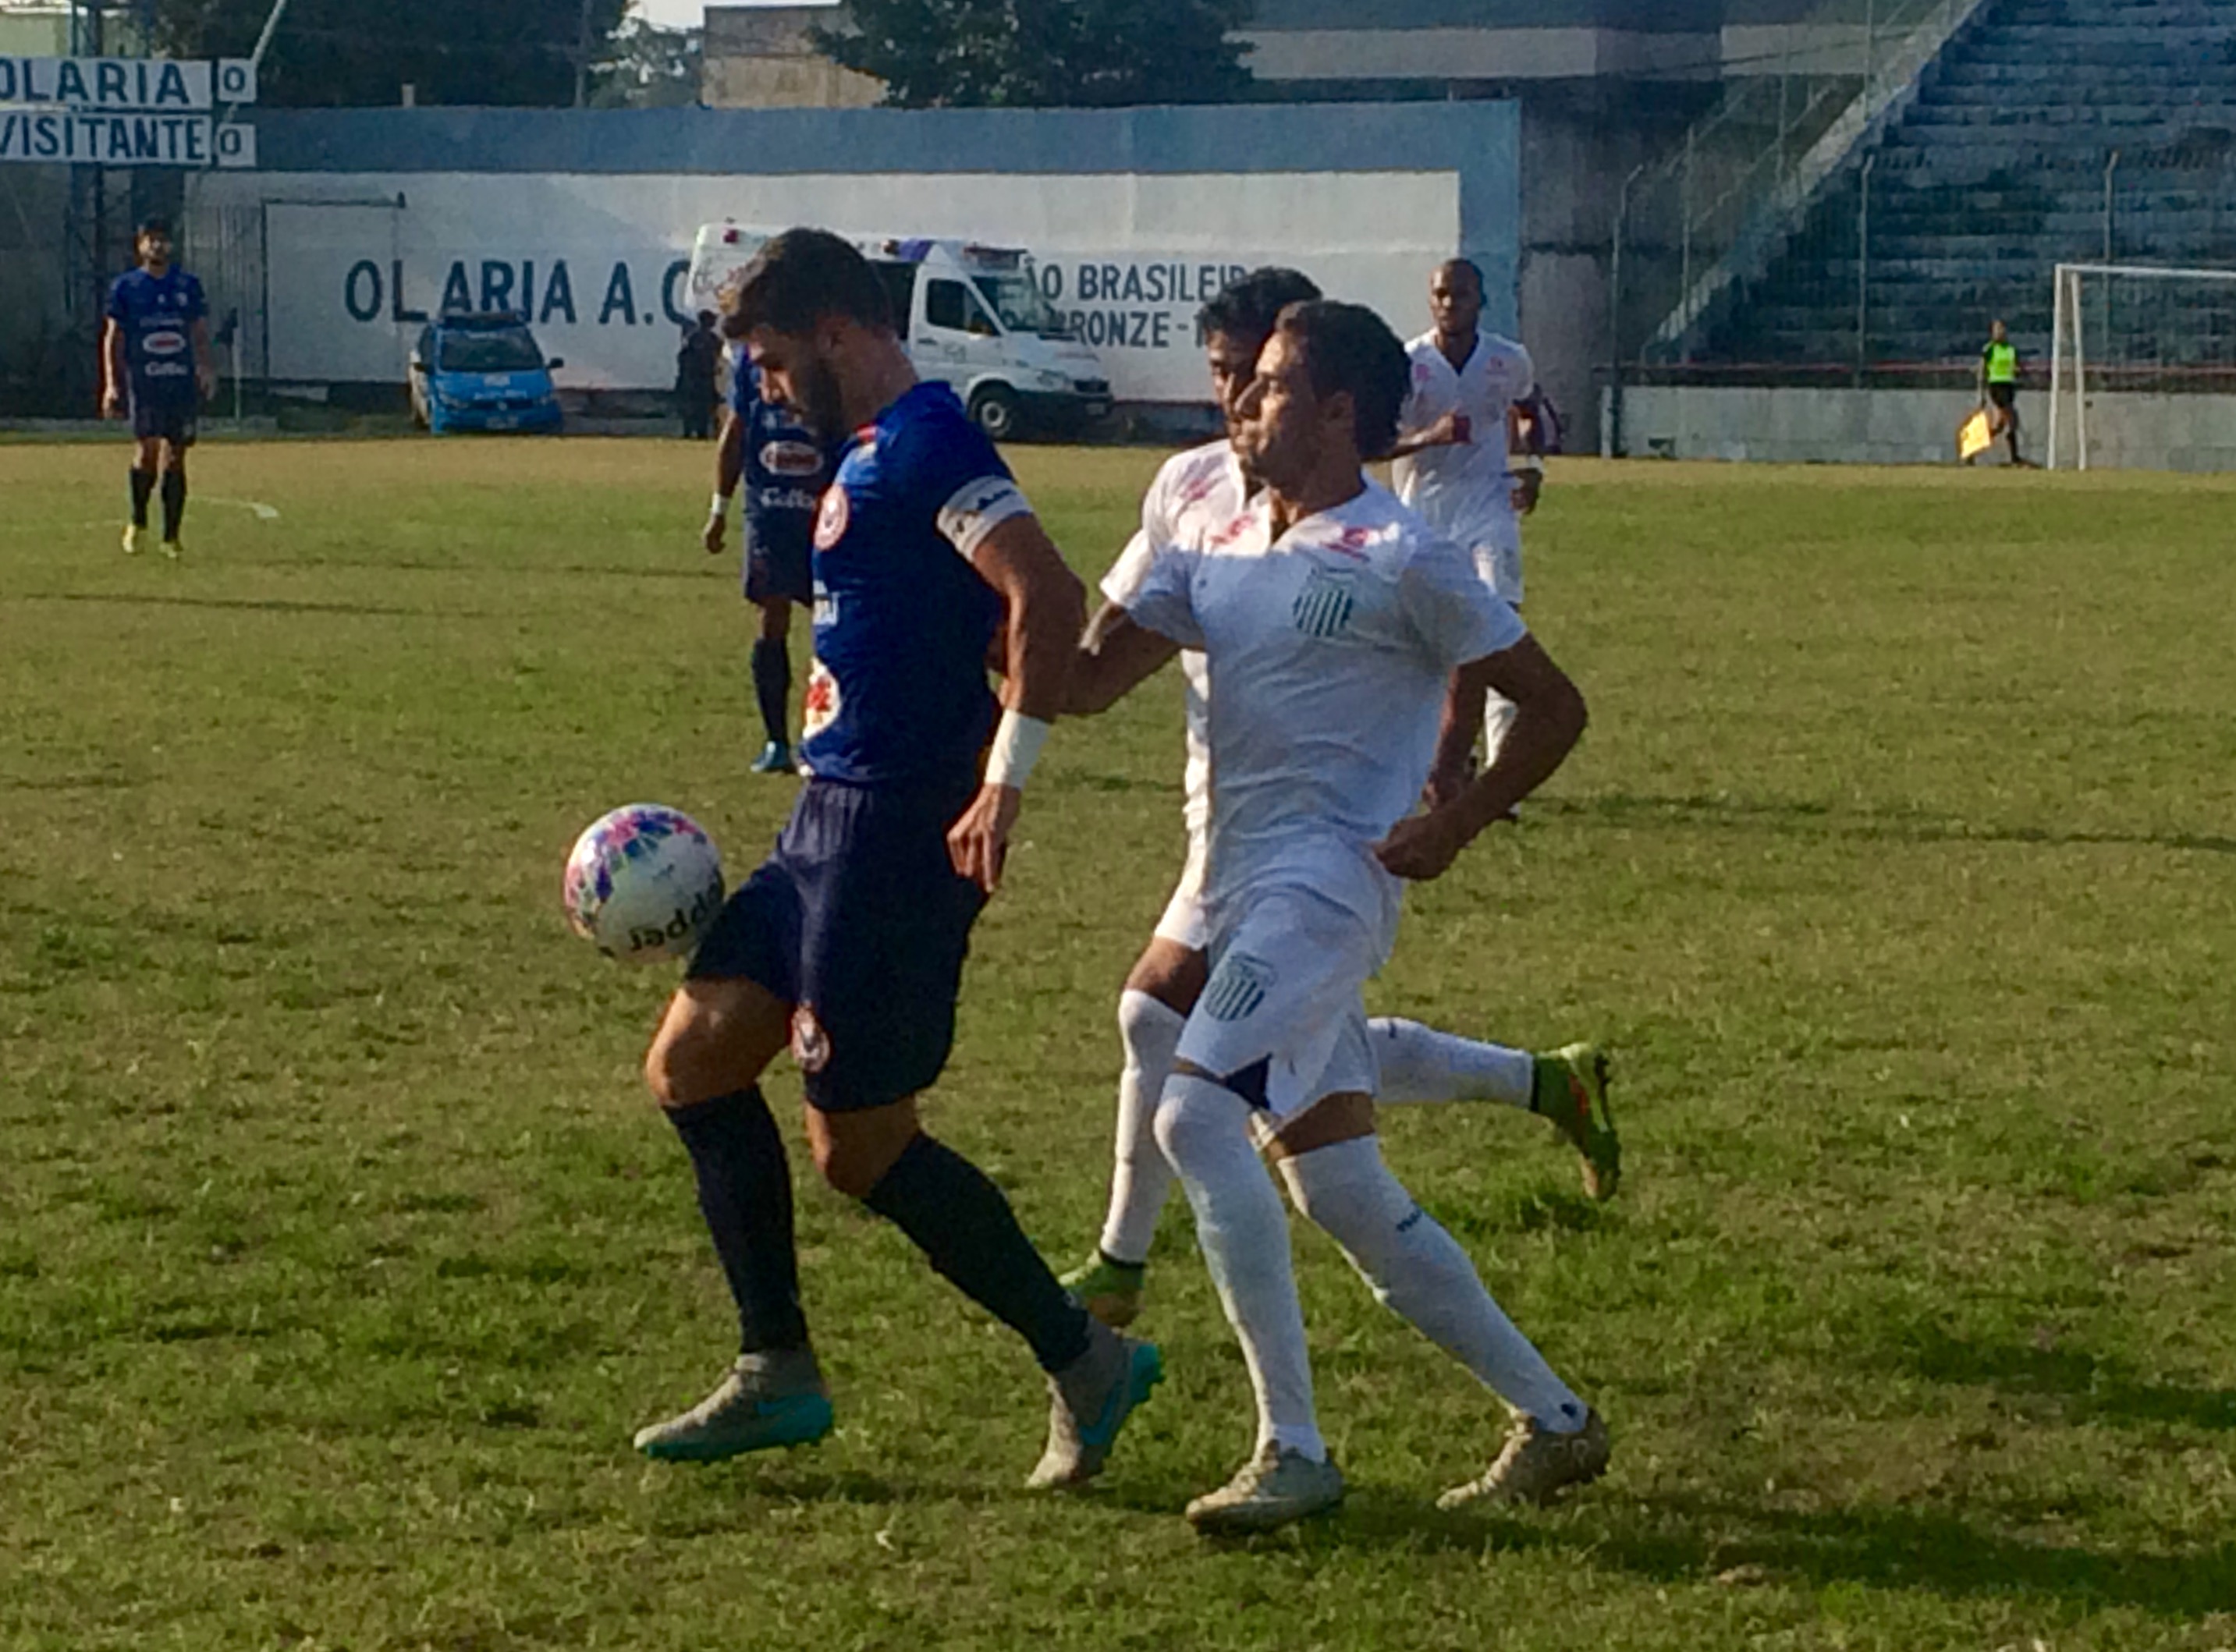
top-left (704, 409), bottom-right (744, 554)
top-left (947, 514), bottom-right (1088, 892)
top-left (192, 317), bottom-right (217, 403)
top-left (1386, 409), bottom-right (1468, 459)
top-left (101, 321), bottom-right (126, 418)
top-left (1068, 600), bottom-right (1180, 715)
top-left (1376, 635), bottom-right (1587, 881)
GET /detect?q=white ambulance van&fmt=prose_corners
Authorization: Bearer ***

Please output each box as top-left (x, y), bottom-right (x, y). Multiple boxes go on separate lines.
top-left (687, 223), bottom-right (1112, 440)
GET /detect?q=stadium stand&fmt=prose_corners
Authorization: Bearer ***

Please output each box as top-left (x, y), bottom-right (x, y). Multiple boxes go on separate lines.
top-left (1684, 0), bottom-right (2236, 381)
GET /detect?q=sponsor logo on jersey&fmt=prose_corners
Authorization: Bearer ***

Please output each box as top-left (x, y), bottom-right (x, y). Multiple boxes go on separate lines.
top-left (142, 328), bottom-right (186, 356)
top-left (812, 484), bottom-right (850, 551)
top-left (760, 439), bottom-right (825, 478)
top-left (1203, 952), bottom-right (1276, 1023)
top-left (1292, 567), bottom-right (1358, 640)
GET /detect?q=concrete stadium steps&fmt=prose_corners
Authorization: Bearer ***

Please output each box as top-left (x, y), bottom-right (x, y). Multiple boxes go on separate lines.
top-left (1694, 0), bottom-right (2236, 373)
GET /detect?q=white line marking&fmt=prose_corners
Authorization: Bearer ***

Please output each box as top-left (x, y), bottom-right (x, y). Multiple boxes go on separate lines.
top-left (203, 497), bottom-right (282, 521)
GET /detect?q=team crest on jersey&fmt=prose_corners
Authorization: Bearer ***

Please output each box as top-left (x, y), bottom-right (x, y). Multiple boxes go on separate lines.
top-left (813, 484), bottom-right (850, 550)
top-left (801, 659), bottom-right (840, 738)
top-left (1203, 952), bottom-right (1276, 1023)
top-left (1292, 567), bottom-right (1358, 640)
top-left (790, 1006), bottom-right (832, 1072)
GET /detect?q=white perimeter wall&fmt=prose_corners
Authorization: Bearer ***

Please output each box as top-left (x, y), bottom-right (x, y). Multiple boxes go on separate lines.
top-left (190, 169), bottom-right (1464, 402)
top-left (1620, 385), bottom-right (2236, 473)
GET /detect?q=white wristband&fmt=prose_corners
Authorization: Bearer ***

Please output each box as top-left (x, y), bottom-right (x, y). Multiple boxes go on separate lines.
top-left (709, 491), bottom-right (732, 519)
top-left (985, 709), bottom-right (1052, 790)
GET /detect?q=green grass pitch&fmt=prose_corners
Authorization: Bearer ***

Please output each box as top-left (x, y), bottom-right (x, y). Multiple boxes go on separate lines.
top-left (2, 435), bottom-right (2234, 1651)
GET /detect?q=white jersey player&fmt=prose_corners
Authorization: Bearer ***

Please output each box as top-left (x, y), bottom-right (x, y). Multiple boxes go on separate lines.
top-left (1071, 299), bottom-right (1610, 1534)
top-left (1061, 272), bottom-right (1620, 1342)
top-left (1390, 258), bottom-right (1544, 773)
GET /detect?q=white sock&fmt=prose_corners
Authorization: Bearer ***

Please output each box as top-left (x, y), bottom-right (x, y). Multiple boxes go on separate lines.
top-left (1368, 1018), bottom-right (1534, 1109)
top-left (1277, 1136), bottom-right (1587, 1433)
top-left (1095, 990), bottom-right (1184, 1266)
top-left (1155, 1072), bottom-right (1326, 1462)
top-left (1484, 690), bottom-right (1518, 768)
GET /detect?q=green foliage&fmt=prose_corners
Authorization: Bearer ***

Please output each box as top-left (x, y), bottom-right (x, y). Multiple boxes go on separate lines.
top-left (2, 440), bottom-right (2235, 1649)
top-left (819, 0), bottom-right (1256, 108)
top-left (151, 0), bottom-right (629, 107)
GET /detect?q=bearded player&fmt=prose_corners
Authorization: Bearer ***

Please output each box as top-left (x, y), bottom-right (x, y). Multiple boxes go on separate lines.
top-left (1060, 269), bottom-right (1618, 1331)
top-left (632, 229), bottom-right (1159, 1489)
top-left (101, 218), bottom-right (215, 559)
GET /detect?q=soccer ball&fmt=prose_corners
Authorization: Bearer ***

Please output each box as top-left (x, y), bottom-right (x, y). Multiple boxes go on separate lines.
top-left (563, 803), bottom-right (726, 964)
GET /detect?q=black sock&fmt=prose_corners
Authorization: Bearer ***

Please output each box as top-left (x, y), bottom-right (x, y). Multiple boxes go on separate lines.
top-left (159, 470), bottom-right (186, 541)
top-left (129, 468), bottom-right (154, 528)
top-left (665, 1088), bottom-right (809, 1355)
top-left (864, 1133), bottom-right (1092, 1374)
top-left (751, 636), bottom-right (790, 748)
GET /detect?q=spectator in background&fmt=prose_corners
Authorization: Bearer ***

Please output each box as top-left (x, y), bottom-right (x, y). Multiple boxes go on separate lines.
top-left (677, 310), bottom-right (722, 440)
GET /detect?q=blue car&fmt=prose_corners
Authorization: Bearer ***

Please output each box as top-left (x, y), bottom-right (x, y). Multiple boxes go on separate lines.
top-left (409, 313), bottom-right (564, 434)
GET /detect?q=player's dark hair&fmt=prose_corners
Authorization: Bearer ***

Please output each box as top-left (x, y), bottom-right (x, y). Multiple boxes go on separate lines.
top-left (1274, 300), bottom-right (1412, 461)
top-left (726, 228), bottom-right (893, 338)
top-left (1198, 267), bottom-right (1322, 348)
top-left (1437, 257), bottom-right (1485, 295)
top-left (136, 216), bottom-right (173, 240)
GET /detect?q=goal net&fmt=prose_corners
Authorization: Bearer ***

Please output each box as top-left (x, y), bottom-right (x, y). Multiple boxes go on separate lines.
top-left (2048, 262), bottom-right (2236, 470)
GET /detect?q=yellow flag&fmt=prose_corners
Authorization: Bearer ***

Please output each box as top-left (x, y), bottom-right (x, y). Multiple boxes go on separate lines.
top-left (1957, 408), bottom-right (1994, 462)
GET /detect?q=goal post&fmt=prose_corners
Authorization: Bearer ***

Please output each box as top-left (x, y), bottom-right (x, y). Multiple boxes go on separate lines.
top-left (2049, 261), bottom-right (2236, 471)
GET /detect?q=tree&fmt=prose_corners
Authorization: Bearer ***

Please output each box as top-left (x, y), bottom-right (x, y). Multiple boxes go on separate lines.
top-left (591, 17), bottom-right (702, 109)
top-left (818, 0), bottom-right (1255, 108)
top-left (151, 0), bottom-right (630, 108)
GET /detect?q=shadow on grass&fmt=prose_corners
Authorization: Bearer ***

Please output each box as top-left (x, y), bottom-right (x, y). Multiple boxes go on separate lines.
top-left (17, 590), bottom-right (450, 619)
top-left (1558, 791), bottom-right (2236, 858)
top-left (1879, 1321), bottom-right (2236, 1433)
top-left (1187, 1486), bottom-right (2236, 1615)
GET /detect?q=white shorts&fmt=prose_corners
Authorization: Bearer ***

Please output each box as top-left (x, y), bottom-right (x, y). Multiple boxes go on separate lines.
top-left (1173, 885), bottom-right (1379, 1120)
top-left (1152, 831), bottom-right (1211, 951)
top-left (1469, 510), bottom-right (1524, 606)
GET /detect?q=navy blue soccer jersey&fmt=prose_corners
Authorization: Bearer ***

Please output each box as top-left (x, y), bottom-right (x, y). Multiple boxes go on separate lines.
top-left (106, 267), bottom-right (206, 409)
top-left (727, 347), bottom-right (826, 558)
top-left (800, 381), bottom-right (1031, 787)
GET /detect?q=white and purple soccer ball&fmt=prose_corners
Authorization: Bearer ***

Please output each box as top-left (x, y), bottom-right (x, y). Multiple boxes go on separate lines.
top-left (563, 803), bottom-right (725, 964)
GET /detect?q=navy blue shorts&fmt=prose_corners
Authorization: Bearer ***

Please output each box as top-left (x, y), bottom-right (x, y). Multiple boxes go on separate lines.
top-left (131, 399), bottom-right (196, 448)
top-left (743, 523), bottom-right (813, 608)
top-left (689, 775), bottom-right (987, 1111)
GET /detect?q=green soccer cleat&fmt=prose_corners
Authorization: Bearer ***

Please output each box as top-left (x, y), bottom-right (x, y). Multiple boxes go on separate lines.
top-left (159, 537), bottom-right (182, 562)
top-left (1027, 1320), bottom-right (1162, 1489)
top-left (1533, 1042), bottom-right (1620, 1201)
top-left (1185, 1444), bottom-right (1346, 1534)
top-left (749, 739), bottom-right (793, 775)
top-left (1437, 1408), bottom-right (1610, 1510)
top-left (1059, 1250), bottom-right (1146, 1329)
top-left (632, 1349), bottom-right (833, 1462)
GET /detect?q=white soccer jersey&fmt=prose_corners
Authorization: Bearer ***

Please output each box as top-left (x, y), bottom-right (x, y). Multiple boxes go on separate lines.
top-left (1124, 481), bottom-right (1526, 959)
top-left (1391, 329), bottom-right (1535, 556)
top-left (1099, 439), bottom-right (1245, 840)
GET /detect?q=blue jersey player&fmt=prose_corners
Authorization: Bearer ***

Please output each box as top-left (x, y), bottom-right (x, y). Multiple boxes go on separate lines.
top-left (102, 217), bottom-right (214, 559)
top-left (632, 229), bottom-right (1162, 1489)
top-left (701, 338), bottom-right (828, 774)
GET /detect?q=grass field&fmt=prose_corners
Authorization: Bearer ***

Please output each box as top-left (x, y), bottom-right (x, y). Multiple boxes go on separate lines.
top-left (3, 435), bottom-right (2234, 1652)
